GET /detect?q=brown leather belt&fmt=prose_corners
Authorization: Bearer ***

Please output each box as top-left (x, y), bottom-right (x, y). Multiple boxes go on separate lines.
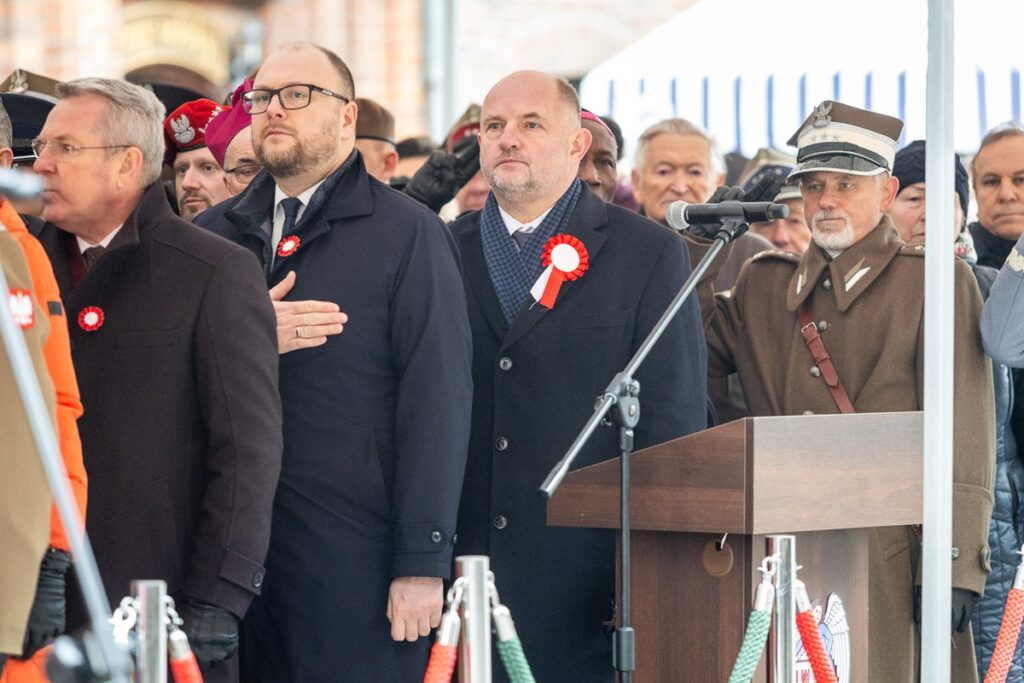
top-left (797, 303), bottom-right (856, 414)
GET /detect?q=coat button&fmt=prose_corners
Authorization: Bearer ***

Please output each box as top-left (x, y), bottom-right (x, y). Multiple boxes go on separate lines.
top-left (498, 357), bottom-right (513, 371)
top-left (951, 547), bottom-right (960, 559)
top-left (823, 278), bottom-right (832, 290)
top-left (809, 366), bottom-right (821, 378)
top-left (495, 436), bottom-right (509, 451)
top-left (252, 570), bottom-right (264, 588)
top-left (431, 531), bottom-right (443, 543)
top-left (802, 410), bottom-right (814, 416)
top-left (818, 321), bottom-right (828, 331)
top-left (493, 515), bottom-right (508, 530)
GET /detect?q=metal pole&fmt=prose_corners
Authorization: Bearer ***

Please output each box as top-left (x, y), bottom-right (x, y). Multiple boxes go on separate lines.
top-left (922, 0), bottom-right (955, 679)
top-left (767, 535), bottom-right (795, 683)
top-left (456, 556), bottom-right (492, 683)
top-left (132, 580), bottom-right (167, 683)
top-left (0, 260), bottom-right (132, 682)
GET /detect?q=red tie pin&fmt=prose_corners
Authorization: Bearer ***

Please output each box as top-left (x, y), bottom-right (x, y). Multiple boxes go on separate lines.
top-left (8, 289), bottom-right (34, 329)
top-left (277, 234), bottom-right (301, 258)
top-left (530, 234), bottom-right (589, 309)
top-left (78, 306), bottom-right (104, 332)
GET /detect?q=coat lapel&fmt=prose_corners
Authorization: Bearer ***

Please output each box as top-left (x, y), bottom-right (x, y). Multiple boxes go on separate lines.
top-left (499, 187), bottom-right (609, 351)
top-left (458, 218), bottom-right (508, 341)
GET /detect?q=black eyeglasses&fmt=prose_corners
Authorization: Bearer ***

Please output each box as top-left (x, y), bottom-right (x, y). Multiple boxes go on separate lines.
top-left (223, 163), bottom-right (263, 184)
top-left (31, 139), bottom-right (131, 160)
top-left (242, 84), bottom-right (350, 115)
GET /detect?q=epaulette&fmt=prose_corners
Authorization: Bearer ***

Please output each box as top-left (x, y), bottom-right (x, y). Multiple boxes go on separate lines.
top-left (898, 243), bottom-right (925, 257)
top-left (749, 249), bottom-right (800, 264)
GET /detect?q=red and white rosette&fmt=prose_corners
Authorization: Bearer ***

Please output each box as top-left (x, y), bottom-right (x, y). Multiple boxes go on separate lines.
top-left (78, 306), bottom-right (104, 332)
top-left (530, 234), bottom-right (589, 309)
top-left (8, 288), bottom-right (34, 329)
top-left (277, 234), bottom-right (300, 258)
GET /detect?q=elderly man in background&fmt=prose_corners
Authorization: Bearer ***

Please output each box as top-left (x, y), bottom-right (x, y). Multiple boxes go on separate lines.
top-left (683, 100), bottom-right (994, 681)
top-left (630, 117), bottom-right (772, 292)
top-left (354, 97), bottom-right (398, 182)
top-left (30, 77), bottom-right (282, 682)
top-left (163, 98), bottom-right (233, 221)
top-left (206, 80), bottom-right (260, 197)
top-left (970, 122), bottom-right (1024, 269)
top-left (739, 147), bottom-right (811, 254)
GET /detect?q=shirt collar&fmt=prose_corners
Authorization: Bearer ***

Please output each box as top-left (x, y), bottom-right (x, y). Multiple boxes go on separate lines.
top-left (273, 179), bottom-right (325, 216)
top-left (497, 204), bottom-right (555, 237)
top-left (77, 225), bottom-right (123, 253)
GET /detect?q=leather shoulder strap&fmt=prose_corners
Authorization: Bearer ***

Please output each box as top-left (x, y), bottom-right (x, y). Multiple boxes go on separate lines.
top-left (797, 303), bottom-right (856, 414)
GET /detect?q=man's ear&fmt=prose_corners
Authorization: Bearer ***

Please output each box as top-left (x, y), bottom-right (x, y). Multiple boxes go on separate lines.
top-left (381, 149), bottom-right (398, 181)
top-left (880, 174), bottom-right (900, 212)
top-left (631, 168), bottom-right (644, 204)
top-left (0, 148), bottom-right (13, 170)
top-left (569, 127), bottom-right (592, 164)
top-left (116, 147), bottom-right (145, 189)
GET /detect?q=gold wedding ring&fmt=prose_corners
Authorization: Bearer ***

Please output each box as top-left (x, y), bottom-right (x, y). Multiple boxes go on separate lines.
top-left (295, 326), bottom-right (302, 338)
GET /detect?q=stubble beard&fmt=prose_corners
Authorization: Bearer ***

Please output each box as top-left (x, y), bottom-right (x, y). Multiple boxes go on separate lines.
top-left (255, 116), bottom-right (341, 180)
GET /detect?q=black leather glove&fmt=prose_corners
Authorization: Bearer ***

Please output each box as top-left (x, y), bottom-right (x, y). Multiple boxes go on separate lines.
top-left (402, 139), bottom-right (481, 213)
top-left (178, 598), bottom-right (239, 666)
top-left (18, 548), bottom-right (71, 659)
top-left (912, 586), bottom-right (978, 633)
top-left (685, 185), bottom-right (745, 239)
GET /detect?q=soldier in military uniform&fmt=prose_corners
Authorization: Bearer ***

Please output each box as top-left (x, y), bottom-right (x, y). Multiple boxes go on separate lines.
top-left (684, 101), bottom-right (995, 681)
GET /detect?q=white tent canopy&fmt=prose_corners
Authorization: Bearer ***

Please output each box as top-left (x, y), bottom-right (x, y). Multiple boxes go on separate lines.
top-left (579, 0), bottom-right (1024, 160)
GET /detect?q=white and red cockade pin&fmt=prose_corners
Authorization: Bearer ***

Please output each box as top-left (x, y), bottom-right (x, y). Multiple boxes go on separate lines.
top-left (77, 306), bottom-right (104, 332)
top-left (277, 234), bottom-right (301, 258)
top-left (530, 234), bottom-right (589, 309)
top-left (8, 289), bottom-right (34, 329)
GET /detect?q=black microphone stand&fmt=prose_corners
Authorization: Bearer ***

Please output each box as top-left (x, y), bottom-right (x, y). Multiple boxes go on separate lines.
top-left (539, 218), bottom-right (749, 682)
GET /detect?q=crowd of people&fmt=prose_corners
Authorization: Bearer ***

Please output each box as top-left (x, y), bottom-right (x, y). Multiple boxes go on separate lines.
top-left (2, 38), bottom-right (1024, 682)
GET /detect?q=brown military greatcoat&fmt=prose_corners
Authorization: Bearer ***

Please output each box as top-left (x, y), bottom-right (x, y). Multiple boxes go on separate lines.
top-left (0, 225), bottom-right (54, 654)
top-left (687, 216), bottom-right (995, 681)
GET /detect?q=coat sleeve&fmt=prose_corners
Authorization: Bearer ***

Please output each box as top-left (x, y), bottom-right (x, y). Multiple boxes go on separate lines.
top-left (387, 215), bottom-right (474, 580)
top-left (632, 231), bottom-right (708, 448)
top-left (980, 236), bottom-right (1024, 367)
top-left (950, 261), bottom-right (997, 593)
top-left (182, 247), bottom-right (283, 617)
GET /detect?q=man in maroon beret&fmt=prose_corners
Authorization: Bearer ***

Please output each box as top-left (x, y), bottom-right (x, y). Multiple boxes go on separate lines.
top-left (206, 81), bottom-right (261, 198)
top-left (163, 98), bottom-right (232, 220)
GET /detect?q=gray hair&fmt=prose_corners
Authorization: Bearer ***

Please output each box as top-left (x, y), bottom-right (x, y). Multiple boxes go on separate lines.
top-left (56, 78), bottom-right (166, 185)
top-left (634, 118), bottom-right (725, 180)
top-left (972, 120), bottom-right (1024, 186)
top-left (0, 99), bottom-right (11, 150)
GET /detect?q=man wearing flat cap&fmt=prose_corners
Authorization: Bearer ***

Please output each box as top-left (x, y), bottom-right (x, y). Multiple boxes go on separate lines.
top-left (354, 97), bottom-right (398, 182)
top-left (682, 100), bottom-right (995, 680)
top-left (163, 98), bottom-right (232, 221)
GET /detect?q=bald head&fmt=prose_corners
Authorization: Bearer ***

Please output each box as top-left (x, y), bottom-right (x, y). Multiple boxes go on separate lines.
top-left (479, 70), bottom-right (591, 221)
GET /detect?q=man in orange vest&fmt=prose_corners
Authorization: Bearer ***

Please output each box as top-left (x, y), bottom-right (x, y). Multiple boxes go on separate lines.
top-left (0, 95), bottom-right (86, 683)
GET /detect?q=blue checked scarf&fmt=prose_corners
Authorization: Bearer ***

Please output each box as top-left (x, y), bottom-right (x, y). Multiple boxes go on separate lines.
top-left (479, 179), bottom-right (583, 323)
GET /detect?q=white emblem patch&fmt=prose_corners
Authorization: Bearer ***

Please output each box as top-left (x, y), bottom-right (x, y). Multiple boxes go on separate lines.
top-left (170, 114), bottom-right (196, 144)
top-left (1007, 248), bottom-right (1024, 273)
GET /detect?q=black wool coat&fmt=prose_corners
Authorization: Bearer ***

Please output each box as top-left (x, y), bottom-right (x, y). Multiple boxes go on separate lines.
top-left (452, 185), bottom-right (708, 683)
top-left (33, 182), bottom-right (283, 682)
top-left (195, 152), bottom-right (474, 682)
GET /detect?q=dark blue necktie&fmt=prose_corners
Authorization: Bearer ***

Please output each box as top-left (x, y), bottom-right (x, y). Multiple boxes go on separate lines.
top-left (280, 197), bottom-right (302, 238)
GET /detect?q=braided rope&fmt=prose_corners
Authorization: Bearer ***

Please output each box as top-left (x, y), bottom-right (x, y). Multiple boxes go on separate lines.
top-left (985, 588), bottom-right (1024, 683)
top-left (727, 609), bottom-right (772, 683)
top-left (422, 643), bottom-right (458, 683)
top-left (796, 609), bottom-right (837, 683)
top-left (496, 638), bottom-right (537, 683)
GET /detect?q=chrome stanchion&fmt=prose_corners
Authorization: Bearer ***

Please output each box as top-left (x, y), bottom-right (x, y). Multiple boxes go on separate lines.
top-left (456, 556), bottom-right (492, 683)
top-left (132, 580), bottom-right (168, 683)
top-left (767, 535), bottom-right (796, 683)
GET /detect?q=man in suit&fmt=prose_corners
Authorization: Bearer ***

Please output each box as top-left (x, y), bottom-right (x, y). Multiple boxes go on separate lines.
top-left (451, 71), bottom-right (707, 682)
top-left (194, 42), bottom-right (473, 681)
top-left (30, 77), bottom-right (282, 683)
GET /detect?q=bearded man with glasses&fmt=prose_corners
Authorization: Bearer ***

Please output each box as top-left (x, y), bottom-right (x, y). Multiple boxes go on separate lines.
top-left (29, 77), bottom-right (282, 683)
top-left (194, 42), bottom-right (473, 682)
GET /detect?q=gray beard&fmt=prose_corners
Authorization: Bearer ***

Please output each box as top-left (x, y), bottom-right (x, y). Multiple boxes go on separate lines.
top-left (812, 223), bottom-right (856, 252)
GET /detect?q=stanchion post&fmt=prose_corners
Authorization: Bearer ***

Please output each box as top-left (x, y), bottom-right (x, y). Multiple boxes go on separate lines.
top-left (456, 556), bottom-right (492, 683)
top-left (132, 580), bottom-right (168, 683)
top-left (767, 535), bottom-right (795, 683)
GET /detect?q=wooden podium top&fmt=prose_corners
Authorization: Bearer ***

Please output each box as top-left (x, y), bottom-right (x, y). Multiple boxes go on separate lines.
top-left (547, 412), bottom-right (922, 534)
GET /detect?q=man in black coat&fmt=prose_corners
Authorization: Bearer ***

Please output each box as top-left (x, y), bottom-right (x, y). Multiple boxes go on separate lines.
top-left (194, 42), bottom-right (474, 681)
top-left (29, 78), bottom-right (282, 682)
top-left (452, 71), bottom-right (708, 682)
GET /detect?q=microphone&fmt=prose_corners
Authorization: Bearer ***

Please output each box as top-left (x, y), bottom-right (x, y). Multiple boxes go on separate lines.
top-left (0, 167), bottom-right (46, 199)
top-left (665, 200), bottom-right (789, 231)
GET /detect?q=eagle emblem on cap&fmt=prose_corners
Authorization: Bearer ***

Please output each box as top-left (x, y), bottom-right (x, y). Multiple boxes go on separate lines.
top-left (170, 114), bottom-right (196, 144)
top-left (812, 102), bottom-right (833, 128)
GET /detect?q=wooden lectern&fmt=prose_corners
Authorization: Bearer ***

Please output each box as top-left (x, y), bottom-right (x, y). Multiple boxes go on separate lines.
top-left (547, 412), bottom-right (923, 682)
